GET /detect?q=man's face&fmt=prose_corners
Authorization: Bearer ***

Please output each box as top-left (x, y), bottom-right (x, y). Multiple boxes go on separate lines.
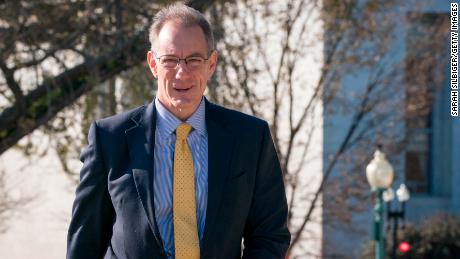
top-left (147, 21), bottom-right (217, 120)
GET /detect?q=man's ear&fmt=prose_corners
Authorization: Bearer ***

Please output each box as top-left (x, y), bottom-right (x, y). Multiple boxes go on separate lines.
top-left (207, 50), bottom-right (218, 78)
top-left (147, 51), bottom-right (158, 78)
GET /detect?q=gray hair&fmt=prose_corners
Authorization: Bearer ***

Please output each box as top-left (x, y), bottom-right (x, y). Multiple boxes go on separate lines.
top-left (149, 2), bottom-right (215, 53)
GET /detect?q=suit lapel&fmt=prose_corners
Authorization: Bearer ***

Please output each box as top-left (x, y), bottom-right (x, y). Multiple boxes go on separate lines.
top-left (125, 101), bottom-right (164, 250)
top-left (202, 100), bottom-right (235, 251)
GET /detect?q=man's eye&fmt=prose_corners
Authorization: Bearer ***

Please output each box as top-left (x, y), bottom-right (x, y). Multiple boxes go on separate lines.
top-left (186, 57), bottom-right (204, 64)
top-left (161, 57), bottom-right (178, 64)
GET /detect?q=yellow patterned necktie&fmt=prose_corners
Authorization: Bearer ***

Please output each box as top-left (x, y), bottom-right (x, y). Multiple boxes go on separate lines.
top-left (173, 123), bottom-right (200, 259)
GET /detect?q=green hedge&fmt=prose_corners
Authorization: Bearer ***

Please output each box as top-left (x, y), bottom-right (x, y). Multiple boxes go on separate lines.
top-left (360, 213), bottom-right (460, 259)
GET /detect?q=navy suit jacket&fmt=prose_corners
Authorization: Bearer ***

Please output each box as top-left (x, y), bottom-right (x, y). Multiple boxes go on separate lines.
top-left (67, 99), bottom-right (290, 259)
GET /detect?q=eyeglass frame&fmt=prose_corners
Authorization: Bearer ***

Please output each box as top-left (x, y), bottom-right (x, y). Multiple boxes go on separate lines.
top-left (152, 50), bottom-right (215, 70)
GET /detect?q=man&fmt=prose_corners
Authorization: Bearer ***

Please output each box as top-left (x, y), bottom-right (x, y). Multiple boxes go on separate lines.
top-left (67, 3), bottom-right (290, 259)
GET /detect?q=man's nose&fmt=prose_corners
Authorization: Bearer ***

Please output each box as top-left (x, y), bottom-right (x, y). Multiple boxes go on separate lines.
top-left (175, 60), bottom-right (191, 78)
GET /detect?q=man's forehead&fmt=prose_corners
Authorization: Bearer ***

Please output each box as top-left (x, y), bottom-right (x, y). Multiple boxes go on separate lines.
top-left (158, 21), bottom-right (205, 42)
top-left (156, 21), bottom-right (208, 55)
top-left (158, 44), bottom-right (207, 57)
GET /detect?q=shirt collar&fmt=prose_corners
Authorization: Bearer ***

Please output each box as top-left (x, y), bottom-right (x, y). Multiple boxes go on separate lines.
top-left (155, 97), bottom-right (207, 137)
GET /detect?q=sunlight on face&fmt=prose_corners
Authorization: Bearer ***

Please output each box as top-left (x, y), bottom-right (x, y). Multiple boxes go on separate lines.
top-left (147, 21), bottom-right (217, 120)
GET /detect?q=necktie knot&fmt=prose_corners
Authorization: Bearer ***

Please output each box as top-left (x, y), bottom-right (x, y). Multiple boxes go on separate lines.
top-left (176, 123), bottom-right (192, 140)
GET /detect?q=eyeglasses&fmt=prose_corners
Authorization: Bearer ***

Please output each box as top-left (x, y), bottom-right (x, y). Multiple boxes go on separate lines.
top-left (153, 52), bottom-right (213, 70)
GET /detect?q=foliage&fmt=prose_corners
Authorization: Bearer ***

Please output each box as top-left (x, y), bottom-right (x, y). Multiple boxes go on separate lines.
top-left (0, 0), bottom-right (212, 154)
top-left (360, 214), bottom-right (460, 259)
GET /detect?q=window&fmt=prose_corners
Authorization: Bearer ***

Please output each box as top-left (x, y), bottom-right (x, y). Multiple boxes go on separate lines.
top-left (405, 13), bottom-right (451, 196)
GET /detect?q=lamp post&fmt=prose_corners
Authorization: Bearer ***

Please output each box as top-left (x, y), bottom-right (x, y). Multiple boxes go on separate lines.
top-left (366, 150), bottom-right (394, 259)
top-left (383, 184), bottom-right (410, 259)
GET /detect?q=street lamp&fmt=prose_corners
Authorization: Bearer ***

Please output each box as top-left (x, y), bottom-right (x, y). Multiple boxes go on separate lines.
top-left (366, 149), bottom-right (394, 259)
top-left (383, 184), bottom-right (410, 259)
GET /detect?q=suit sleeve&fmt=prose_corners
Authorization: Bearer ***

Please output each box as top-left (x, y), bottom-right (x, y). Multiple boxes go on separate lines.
top-left (242, 121), bottom-right (291, 258)
top-left (67, 122), bottom-right (115, 259)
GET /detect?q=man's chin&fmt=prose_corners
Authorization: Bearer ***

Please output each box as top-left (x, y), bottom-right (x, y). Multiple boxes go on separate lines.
top-left (171, 99), bottom-right (200, 113)
top-left (172, 99), bottom-right (192, 108)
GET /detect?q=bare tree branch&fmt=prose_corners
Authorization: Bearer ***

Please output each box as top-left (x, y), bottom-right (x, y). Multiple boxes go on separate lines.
top-left (0, 0), bottom-right (217, 155)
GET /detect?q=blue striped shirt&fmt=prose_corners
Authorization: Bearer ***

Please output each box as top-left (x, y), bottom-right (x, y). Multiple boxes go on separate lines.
top-left (153, 97), bottom-right (208, 258)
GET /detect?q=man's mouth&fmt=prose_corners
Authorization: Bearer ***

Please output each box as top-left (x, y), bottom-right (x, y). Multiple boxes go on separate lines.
top-left (174, 86), bottom-right (192, 92)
